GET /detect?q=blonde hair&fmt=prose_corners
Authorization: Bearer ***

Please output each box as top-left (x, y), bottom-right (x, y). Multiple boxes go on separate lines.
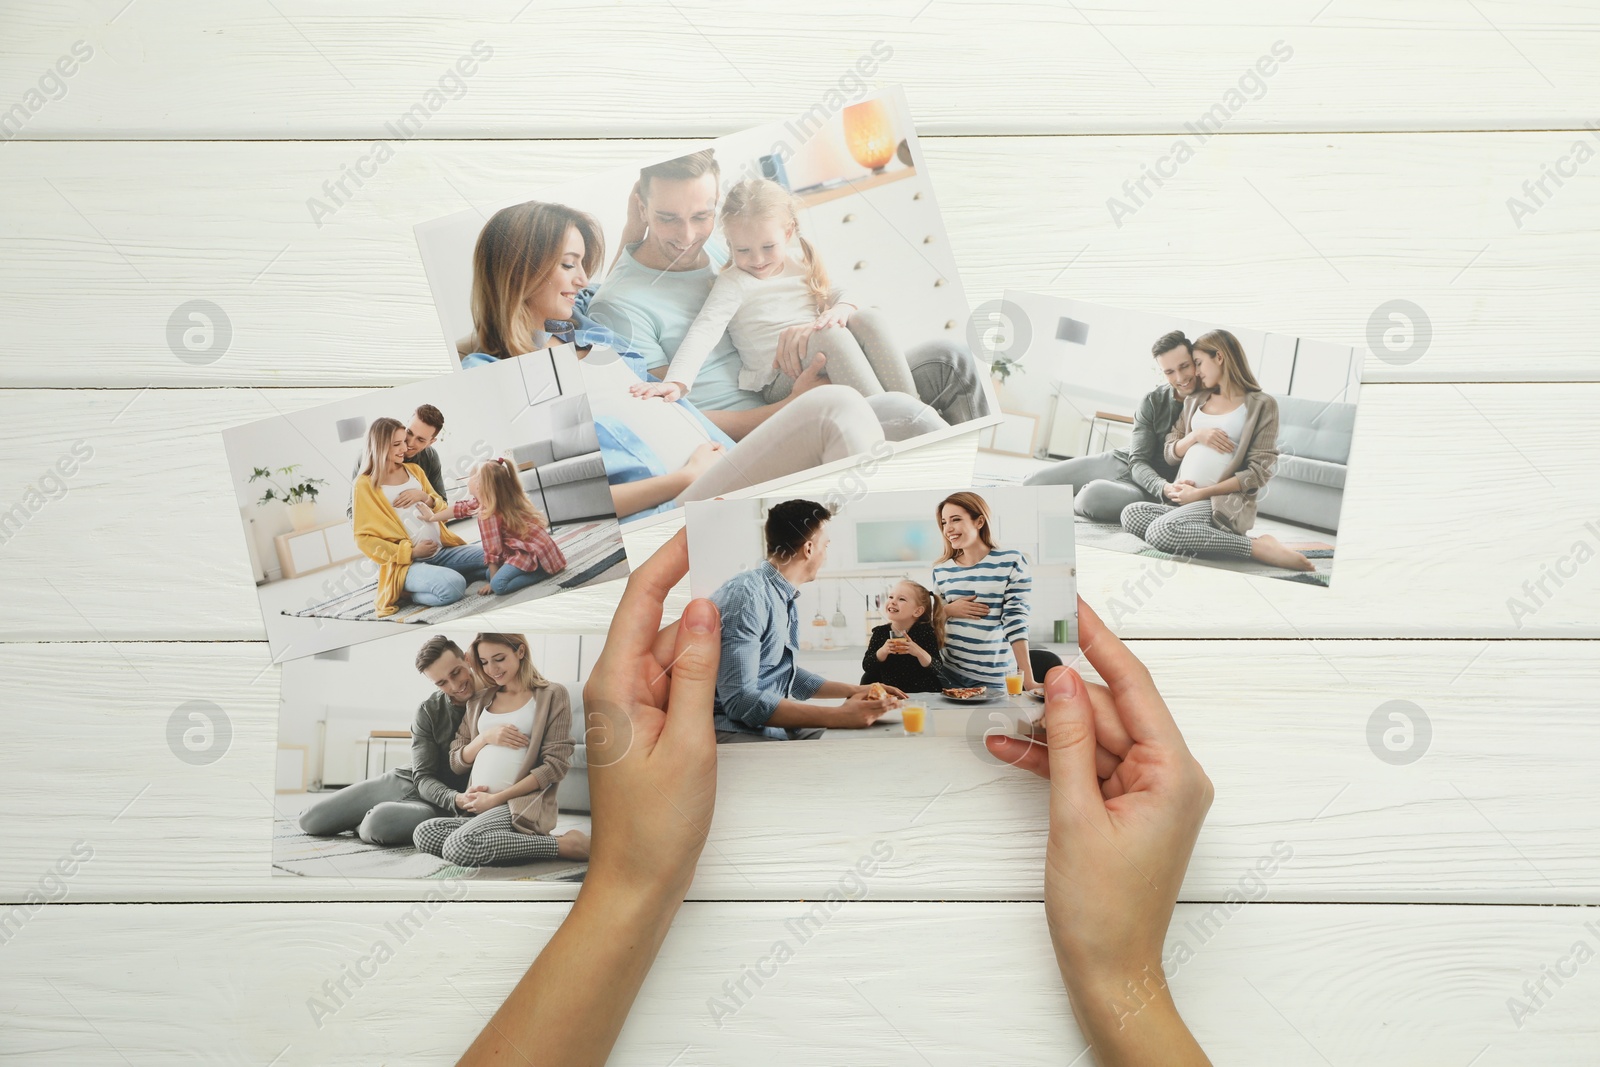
top-left (935, 492), bottom-right (997, 563)
top-left (470, 632), bottom-right (550, 692)
top-left (474, 458), bottom-right (548, 538)
top-left (894, 578), bottom-right (947, 649)
top-left (718, 178), bottom-right (830, 313)
top-left (471, 201), bottom-right (605, 360)
top-left (1191, 329), bottom-right (1262, 395)
top-left (359, 417), bottom-right (407, 489)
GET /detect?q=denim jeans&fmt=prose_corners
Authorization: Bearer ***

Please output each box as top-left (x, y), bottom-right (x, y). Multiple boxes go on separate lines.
top-left (404, 543), bottom-right (488, 606)
top-left (489, 562), bottom-right (545, 596)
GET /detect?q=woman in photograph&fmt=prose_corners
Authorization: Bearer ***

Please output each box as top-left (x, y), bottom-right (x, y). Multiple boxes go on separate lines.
top-left (351, 417), bottom-right (487, 617)
top-left (861, 579), bottom-right (946, 693)
top-left (459, 199), bottom-right (885, 523)
top-left (412, 632), bottom-right (590, 867)
top-left (931, 492), bottom-right (1041, 693)
top-left (1119, 329), bottom-right (1315, 572)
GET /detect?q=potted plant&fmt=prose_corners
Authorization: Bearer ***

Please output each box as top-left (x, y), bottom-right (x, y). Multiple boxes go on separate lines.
top-left (249, 465), bottom-right (328, 531)
top-left (990, 355), bottom-right (1017, 388)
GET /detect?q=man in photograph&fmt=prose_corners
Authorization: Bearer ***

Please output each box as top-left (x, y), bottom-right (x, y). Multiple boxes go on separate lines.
top-left (710, 498), bottom-right (903, 742)
top-left (584, 149), bottom-right (988, 441)
top-left (297, 634), bottom-right (478, 844)
top-left (345, 404), bottom-right (448, 518)
top-left (1024, 329), bottom-right (1200, 521)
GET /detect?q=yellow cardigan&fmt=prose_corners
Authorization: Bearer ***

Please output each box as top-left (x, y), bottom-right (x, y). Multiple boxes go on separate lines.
top-left (351, 463), bottom-right (466, 617)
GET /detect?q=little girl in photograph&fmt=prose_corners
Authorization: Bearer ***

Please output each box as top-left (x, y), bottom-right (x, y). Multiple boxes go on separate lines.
top-left (628, 176), bottom-right (919, 403)
top-left (411, 457), bottom-right (568, 597)
top-left (861, 579), bottom-right (946, 693)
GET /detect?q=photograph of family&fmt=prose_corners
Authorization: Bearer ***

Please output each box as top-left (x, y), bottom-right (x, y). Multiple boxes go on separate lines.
top-left (415, 85), bottom-right (998, 527)
top-left (273, 627), bottom-right (600, 884)
top-left (685, 487), bottom-right (1078, 743)
top-left (973, 292), bottom-right (1363, 587)
top-left (221, 350), bottom-right (629, 662)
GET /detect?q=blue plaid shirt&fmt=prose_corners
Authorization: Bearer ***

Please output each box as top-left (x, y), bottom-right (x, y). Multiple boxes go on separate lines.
top-left (710, 561), bottom-right (826, 739)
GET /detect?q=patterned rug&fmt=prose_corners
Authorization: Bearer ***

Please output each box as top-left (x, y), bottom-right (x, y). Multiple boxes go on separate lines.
top-left (284, 518), bottom-right (629, 624)
top-left (272, 816), bottom-right (590, 882)
top-left (1076, 520), bottom-right (1334, 587)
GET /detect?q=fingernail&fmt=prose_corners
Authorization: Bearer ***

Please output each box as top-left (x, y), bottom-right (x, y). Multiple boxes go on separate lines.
top-left (685, 598), bottom-right (718, 634)
top-left (1046, 666), bottom-right (1079, 700)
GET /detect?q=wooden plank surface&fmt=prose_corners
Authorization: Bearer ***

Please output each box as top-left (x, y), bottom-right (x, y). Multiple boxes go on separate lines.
top-left (3, 1), bottom-right (1598, 137)
top-left (4, 640), bottom-right (1594, 904)
top-left (3, 134), bottom-right (1598, 386)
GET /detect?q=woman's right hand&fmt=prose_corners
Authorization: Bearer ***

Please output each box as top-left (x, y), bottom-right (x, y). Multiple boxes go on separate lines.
top-left (413, 538), bottom-right (440, 560)
top-left (986, 599), bottom-right (1213, 1064)
top-left (483, 723), bottom-right (530, 749)
top-left (456, 785), bottom-right (498, 814)
top-left (944, 595), bottom-right (990, 620)
top-left (1192, 427), bottom-right (1235, 452)
top-left (681, 441), bottom-right (726, 483)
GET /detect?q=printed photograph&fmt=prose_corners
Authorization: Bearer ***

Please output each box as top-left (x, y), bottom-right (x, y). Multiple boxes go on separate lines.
top-left (221, 350), bottom-right (629, 662)
top-left (416, 85), bottom-right (998, 527)
top-left (685, 487), bottom-right (1078, 743)
top-left (974, 292), bottom-right (1362, 587)
top-left (273, 628), bottom-right (598, 883)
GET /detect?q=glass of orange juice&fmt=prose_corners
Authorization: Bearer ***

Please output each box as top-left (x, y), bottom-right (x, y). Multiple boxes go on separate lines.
top-left (901, 703), bottom-right (927, 736)
top-left (1004, 673), bottom-right (1024, 696)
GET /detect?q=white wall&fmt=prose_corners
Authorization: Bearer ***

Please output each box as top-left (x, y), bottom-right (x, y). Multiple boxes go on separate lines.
top-left (997, 291), bottom-right (1358, 458)
top-left (687, 487), bottom-right (1077, 648)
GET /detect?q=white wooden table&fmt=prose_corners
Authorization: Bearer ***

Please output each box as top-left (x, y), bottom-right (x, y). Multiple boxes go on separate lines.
top-left (4, 4), bottom-right (1598, 1063)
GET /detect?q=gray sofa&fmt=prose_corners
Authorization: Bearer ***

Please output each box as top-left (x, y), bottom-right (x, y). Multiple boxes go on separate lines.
top-left (1255, 394), bottom-right (1356, 533)
top-left (558, 686), bottom-right (589, 814)
top-left (509, 393), bottom-right (614, 525)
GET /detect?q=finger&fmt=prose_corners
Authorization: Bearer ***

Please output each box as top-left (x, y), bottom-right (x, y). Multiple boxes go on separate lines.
top-left (652, 618), bottom-right (680, 669)
top-left (1040, 667), bottom-right (1109, 824)
top-left (661, 597), bottom-right (722, 753)
top-left (607, 529), bottom-right (690, 662)
top-left (1076, 596), bottom-right (1182, 746)
top-left (985, 733), bottom-right (1049, 778)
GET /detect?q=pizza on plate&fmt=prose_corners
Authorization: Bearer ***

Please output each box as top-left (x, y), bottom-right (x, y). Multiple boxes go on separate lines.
top-left (942, 686), bottom-right (987, 699)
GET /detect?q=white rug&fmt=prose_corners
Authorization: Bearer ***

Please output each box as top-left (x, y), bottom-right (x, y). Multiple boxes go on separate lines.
top-left (272, 816), bottom-right (590, 882)
top-left (285, 518), bottom-right (629, 624)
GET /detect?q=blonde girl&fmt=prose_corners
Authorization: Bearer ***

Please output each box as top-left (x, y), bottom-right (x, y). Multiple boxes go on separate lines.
top-left (861, 579), bottom-right (947, 693)
top-left (416, 457), bottom-right (569, 596)
top-left (629, 177), bottom-right (919, 404)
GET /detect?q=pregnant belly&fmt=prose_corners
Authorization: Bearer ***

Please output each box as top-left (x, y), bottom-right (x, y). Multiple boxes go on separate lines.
top-left (1176, 445), bottom-right (1230, 489)
top-left (469, 746), bottom-right (525, 794)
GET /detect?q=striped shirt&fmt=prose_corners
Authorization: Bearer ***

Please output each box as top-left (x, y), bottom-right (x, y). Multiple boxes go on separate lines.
top-left (932, 546), bottom-right (1033, 687)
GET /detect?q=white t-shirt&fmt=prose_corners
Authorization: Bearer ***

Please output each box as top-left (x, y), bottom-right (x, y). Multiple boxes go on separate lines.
top-left (665, 257), bottom-right (847, 393)
top-left (468, 694), bottom-right (536, 793)
top-left (381, 474), bottom-right (439, 544)
top-left (1176, 402), bottom-right (1247, 488)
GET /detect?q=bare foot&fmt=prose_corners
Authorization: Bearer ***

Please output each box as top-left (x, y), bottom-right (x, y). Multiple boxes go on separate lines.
top-left (1251, 534), bottom-right (1315, 572)
top-left (556, 829), bottom-right (591, 861)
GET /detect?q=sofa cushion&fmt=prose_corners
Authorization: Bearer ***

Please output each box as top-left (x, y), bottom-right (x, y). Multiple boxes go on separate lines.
top-left (511, 439), bottom-right (557, 468)
top-left (539, 451), bottom-right (608, 488)
top-left (1273, 394), bottom-right (1356, 466)
top-left (1272, 453), bottom-right (1346, 490)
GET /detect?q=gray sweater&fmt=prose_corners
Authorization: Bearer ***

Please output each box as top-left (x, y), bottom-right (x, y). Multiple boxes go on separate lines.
top-left (406, 689), bottom-right (471, 811)
top-left (1122, 385), bottom-right (1185, 498)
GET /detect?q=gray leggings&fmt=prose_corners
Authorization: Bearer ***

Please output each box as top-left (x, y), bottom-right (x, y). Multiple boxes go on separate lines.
top-left (1023, 450), bottom-right (1156, 523)
top-left (413, 805), bottom-right (559, 868)
top-left (1120, 500), bottom-right (1254, 560)
top-left (296, 768), bottom-right (447, 847)
top-left (762, 310), bottom-right (920, 402)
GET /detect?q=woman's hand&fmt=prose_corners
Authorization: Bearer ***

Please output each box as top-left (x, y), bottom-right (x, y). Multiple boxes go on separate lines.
top-left (482, 723), bottom-right (530, 749)
top-left (681, 441), bottom-right (727, 485)
top-left (812, 303), bottom-right (853, 331)
top-left (1192, 427), bottom-right (1235, 453)
top-left (1168, 480), bottom-right (1207, 505)
top-left (412, 538), bottom-right (440, 560)
top-left (584, 529), bottom-right (722, 899)
top-left (945, 595), bottom-right (990, 620)
top-left (985, 598), bottom-right (1213, 1065)
top-left (457, 785), bottom-right (500, 814)
top-left (392, 488), bottom-right (429, 509)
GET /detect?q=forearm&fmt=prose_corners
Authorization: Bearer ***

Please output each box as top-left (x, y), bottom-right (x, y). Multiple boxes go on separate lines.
top-left (1063, 967), bottom-right (1211, 1067)
top-left (610, 469), bottom-right (693, 518)
top-left (1201, 476), bottom-right (1241, 499)
top-left (458, 877), bottom-right (687, 1067)
top-left (811, 679), bottom-right (858, 699)
top-left (764, 699), bottom-right (838, 728)
top-left (1012, 639), bottom-right (1035, 685)
top-left (1127, 458), bottom-right (1168, 499)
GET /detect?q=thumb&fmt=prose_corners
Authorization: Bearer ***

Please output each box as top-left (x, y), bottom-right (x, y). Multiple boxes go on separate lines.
top-left (661, 597), bottom-right (721, 751)
top-left (1042, 667), bottom-right (1107, 823)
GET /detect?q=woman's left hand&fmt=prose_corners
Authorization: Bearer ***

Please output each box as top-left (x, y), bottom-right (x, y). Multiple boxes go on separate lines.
top-left (458, 785), bottom-right (498, 814)
top-left (393, 488), bottom-right (429, 509)
top-left (1168, 480), bottom-right (1206, 505)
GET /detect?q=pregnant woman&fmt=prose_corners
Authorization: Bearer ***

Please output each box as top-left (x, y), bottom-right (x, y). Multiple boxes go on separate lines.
top-left (931, 491), bottom-right (1041, 693)
top-left (458, 199), bottom-right (886, 523)
top-left (1119, 329), bottom-right (1314, 572)
top-left (351, 417), bottom-right (488, 617)
top-left (412, 632), bottom-right (589, 867)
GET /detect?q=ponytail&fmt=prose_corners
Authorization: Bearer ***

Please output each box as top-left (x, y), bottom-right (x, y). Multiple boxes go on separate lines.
top-left (795, 232), bottom-right (832, 315)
